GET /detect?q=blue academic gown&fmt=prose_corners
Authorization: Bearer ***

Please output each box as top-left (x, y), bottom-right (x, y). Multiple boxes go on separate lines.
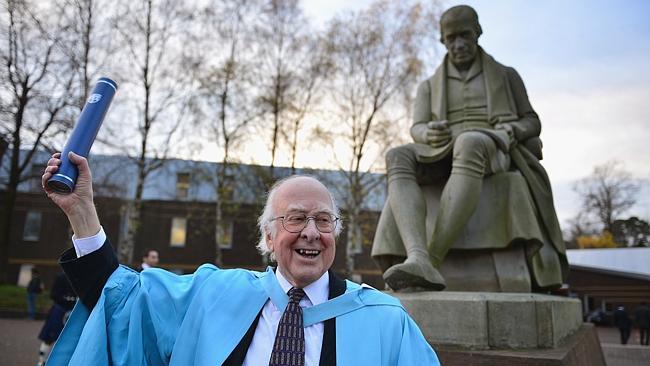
top-left (47, 245), bottom-right (439, 365)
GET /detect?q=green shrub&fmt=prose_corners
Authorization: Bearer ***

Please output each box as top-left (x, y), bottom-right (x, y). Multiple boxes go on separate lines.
top-left (0, 285), bottom-right (53, 313)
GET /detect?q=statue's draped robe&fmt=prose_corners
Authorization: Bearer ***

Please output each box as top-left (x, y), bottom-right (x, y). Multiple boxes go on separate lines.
top-left (372, 48), bottom-right (567, 288)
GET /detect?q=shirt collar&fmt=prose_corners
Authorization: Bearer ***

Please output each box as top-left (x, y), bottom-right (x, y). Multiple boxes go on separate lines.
top-left (447, 53), bottom-right (482, 82)
top-left (275, 268), bottom-right (329, 306)
top-left (141, 262), bottom-right (151, 269)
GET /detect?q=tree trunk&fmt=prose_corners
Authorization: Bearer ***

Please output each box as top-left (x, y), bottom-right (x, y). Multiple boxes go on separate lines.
top-left (0, 136), bottom-right (8, 170)
top-left (0, 117), bottom-right (25, 283)
top-left (118, 197), bottom-right (142, 266)
top-left (117, 156), bottom-right (146, 265)
top-left (214, 159), bottom-right (227, 267)
top-left (345, 204), bottom-right (362, 278)
top-left (0, 186), bottom-right (18, 284)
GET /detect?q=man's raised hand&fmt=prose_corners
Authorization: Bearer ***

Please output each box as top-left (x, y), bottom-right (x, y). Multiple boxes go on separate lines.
top-left (42, 152), bottom-right (101, 238)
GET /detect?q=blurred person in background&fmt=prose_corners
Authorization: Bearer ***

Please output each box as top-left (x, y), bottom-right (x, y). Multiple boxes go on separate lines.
top-left (37, 272), bottom-right (77, 366)
top-left (614, 305), bottom-right (632, 345)
top-left (139, 248), bottom-right (159, 271)
top-left (26, 268), bottom-right (44, 320)
top-left (636, 301), bottom-right (650, 346)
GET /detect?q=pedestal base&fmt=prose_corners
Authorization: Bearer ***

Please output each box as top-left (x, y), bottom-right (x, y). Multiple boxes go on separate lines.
top-left (394, 291), bottom-right (605, 365)
top-left (394, 291), bottom-right (583, 349)
top-left (436, 324), bottom-right (605, 366)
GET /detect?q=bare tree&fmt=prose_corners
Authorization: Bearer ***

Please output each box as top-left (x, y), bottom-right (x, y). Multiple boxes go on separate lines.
top-left (0, 0), bottom-right (78, 282)
top-left (573, 161), bottom-right (640, 233)
top-left (253, 0), bottom-right (328, 179)
top-left (111, 0), bottom-right (190, 264)
top-left (563, 211), bottom-right (597, 249)
top-left (321, 0), bottom-right (439, 276)
top-left (55, 0), bottom-right (97, 108)
top-left (285, 37), bottom-right (330, 175)
top-left (57, 0), bottom-right (116, 110)
top-left (188, 0), bottom-right (261, 265)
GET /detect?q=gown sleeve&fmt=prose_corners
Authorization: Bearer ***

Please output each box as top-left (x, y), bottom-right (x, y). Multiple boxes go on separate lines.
top-left (48, 240), bottom-right (219, 366)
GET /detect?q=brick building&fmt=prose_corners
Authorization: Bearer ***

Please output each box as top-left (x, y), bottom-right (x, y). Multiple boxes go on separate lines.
top-left (1, 151), bottom-right (386, 290)
top-left (566, 248), bottom-right (650, 322)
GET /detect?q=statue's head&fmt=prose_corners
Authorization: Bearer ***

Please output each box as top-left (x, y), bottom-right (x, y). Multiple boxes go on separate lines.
top-left (440, 5), bottom-right (482, 70)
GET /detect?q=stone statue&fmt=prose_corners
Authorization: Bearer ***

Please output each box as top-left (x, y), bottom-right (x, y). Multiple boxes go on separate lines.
top-left (371, 5), bottom-right (567, 292)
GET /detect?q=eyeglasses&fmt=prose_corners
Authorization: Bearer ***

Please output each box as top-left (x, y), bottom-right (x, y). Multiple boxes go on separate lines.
top-left (270, 213), bottom-right (340, 234)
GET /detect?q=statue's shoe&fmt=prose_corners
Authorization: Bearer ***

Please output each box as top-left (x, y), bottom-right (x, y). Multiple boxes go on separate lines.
top-left (383, 259), bottom-right (446, 291)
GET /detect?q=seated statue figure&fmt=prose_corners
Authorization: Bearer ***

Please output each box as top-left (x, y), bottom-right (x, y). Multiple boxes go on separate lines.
top-left (371, 5), bottom-right (568, 292)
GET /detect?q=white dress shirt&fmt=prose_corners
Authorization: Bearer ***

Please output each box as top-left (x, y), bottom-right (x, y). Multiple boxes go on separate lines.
top-left (71, 228), bottom-right (330, 365)
top-left (244, 269), bottom-right (328, 365)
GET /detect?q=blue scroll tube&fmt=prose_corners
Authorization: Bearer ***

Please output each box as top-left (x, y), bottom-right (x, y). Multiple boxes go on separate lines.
top-left (47, 77), bottom-right (118, 193)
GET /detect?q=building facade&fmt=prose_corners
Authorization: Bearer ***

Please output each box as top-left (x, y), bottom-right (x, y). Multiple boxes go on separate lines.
top-left (1, 151), bottom-right (386, 290)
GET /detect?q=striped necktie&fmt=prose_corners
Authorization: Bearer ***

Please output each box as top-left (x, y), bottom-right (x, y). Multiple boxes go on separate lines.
top-left (269, 287), bottom-right (306, 366)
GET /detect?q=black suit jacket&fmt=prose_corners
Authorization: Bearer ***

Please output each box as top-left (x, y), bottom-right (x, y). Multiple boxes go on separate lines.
top-left (60, 240), bottom-right (344, 365)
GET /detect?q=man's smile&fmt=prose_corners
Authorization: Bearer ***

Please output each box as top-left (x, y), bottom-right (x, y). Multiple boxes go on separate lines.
top-left (295, 249), bottom-right (321, 258)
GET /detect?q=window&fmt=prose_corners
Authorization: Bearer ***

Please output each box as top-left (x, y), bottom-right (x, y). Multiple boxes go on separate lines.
top-left (217, 221), bottom-right (233, 249)
top-left (22, 211), bottom-right (42, 241)
top-left (170, 217), bottom-right (187, 247)
top-left (176, 173), bottom-right (190, 199)
top-left (17, 264), bottom-right (35, 287)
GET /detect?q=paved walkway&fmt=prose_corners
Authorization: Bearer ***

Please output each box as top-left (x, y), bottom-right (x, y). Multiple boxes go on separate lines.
top-left (597, 326), bottom-right (650, 366)
top-left (0, 317), bottom-right (42, 366)
top-left (1, 317), bottom-right (650, 365)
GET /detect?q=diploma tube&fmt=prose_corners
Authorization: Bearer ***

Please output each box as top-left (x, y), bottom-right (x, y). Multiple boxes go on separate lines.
top-left (47, 77), bottom-right (118, 193)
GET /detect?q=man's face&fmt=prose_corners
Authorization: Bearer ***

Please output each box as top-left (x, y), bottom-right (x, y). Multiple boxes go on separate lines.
top-left (267, 177), bottom-right (336, 288)
top-left (441, 24), bottom-right (479, 70)
top-left (143, 251), bottom-right (159, 267)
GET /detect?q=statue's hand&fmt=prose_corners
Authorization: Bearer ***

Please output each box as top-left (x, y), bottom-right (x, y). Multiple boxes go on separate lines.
top-left (426, 120), bottom-right (451, 148)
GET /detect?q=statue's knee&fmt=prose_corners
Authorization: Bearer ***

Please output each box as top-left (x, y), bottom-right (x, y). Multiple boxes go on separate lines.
top-left (454, 132), bottom-right (489, 162)
top-left (452, 132), bottom-right (491, 177)
top-left (386, 146), bottom-right (414, 168)
top-left (386, 146), bottom-right (418, 181)
top-left (453, 131), bottom-right (490, 154)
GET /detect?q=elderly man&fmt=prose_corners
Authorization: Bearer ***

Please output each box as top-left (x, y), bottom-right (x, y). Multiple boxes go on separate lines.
top-left (41, 152), bottom-right (439, 365)
top-left (378, 5), bottom-right (566, 290)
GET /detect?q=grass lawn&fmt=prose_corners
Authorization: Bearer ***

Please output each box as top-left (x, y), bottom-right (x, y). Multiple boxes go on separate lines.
top-left (0, 285), bottom-right (53, 314)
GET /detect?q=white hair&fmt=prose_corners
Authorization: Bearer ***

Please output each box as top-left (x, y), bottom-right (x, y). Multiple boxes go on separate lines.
top-left (257, 175), bottom-right (343, 261)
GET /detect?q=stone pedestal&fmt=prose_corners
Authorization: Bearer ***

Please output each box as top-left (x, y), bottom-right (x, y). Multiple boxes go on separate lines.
top-left (436, 324), bottom-right (604, 366)
top-left (393, 291), bottom-right (606, 365)
top-left (440, 247), bottom-right (532, 292)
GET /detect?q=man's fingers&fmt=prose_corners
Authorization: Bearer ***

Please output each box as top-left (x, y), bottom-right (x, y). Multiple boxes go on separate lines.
top-left (42, 162), bottom-right (59, 191)
top-left (68, 151), bottom-right (83, 163)
top-left (41, 173), bottom-right (50, 190)
top-left (47, 157), bottom-right (61, 167)
top-left (68, 152), bottom-right (89, 172)
top-left (52, 152), bottom-right (61, 159)
top-left (45, 165), bottom-right (58, 174)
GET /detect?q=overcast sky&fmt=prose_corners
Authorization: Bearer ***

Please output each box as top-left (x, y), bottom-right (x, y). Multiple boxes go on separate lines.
top-left (302, 0), bottom-right (650, 225)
